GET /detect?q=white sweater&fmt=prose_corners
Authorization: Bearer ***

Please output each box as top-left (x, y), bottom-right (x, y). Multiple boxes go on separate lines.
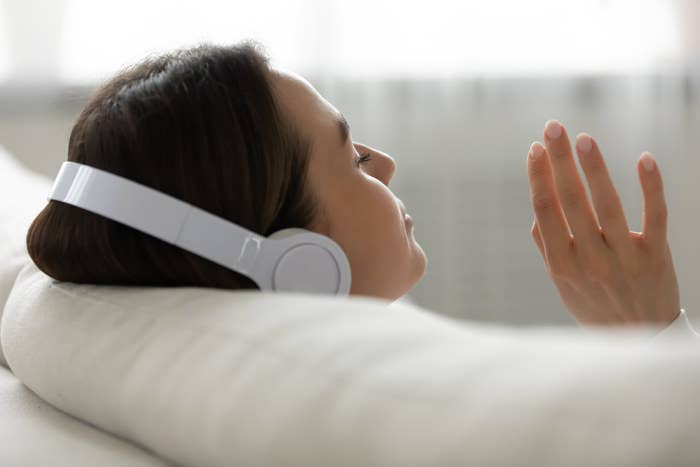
top-left (654, 308), bottom-right (700, 341)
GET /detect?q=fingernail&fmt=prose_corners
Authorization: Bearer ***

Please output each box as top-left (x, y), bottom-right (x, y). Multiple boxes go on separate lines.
top-left (545, 120), bottom-right (562, 139)
top-left (530, 142), bottom-right (544, 159)
top-left (576, 134), bottom-right (593, 154)
top-left (640, 152), bottom-right (655, 172)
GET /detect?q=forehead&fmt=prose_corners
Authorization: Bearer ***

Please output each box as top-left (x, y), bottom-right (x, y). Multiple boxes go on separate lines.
top-left (270, 68), bottom-right (341, 142)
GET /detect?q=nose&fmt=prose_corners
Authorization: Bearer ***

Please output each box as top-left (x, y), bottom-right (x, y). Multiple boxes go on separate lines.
top-left (383, 152), bottom-right (396, 183)
top-left (367, 146), bottom-right (396, 186)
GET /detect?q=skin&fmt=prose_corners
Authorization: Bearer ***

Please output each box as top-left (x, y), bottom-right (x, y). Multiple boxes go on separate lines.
top-left (527, 120), bottom-right (680, 327)
top-left (270, 69), bottom-right (427, 301)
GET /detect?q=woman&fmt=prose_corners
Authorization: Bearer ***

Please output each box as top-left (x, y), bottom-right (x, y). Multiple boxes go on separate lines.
top-left (25, 41), bottom-right (691, 333)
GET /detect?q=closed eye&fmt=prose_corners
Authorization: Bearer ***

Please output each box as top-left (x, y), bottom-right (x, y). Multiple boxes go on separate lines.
top-left (356, 152), bottom-right (372, 168)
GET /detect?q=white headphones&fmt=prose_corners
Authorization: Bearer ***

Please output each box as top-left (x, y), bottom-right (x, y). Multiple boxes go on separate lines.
top-left (48, 161), bottom-right (351, 295)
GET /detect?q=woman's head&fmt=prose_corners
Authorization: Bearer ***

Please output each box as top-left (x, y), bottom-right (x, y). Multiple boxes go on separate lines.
top-left (269, 70), bottom-right (427, 299)
top-left (27, 42), bottom-right (426, 300)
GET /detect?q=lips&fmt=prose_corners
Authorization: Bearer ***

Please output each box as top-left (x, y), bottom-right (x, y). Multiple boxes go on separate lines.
top-left (403, 212), bottom-right (413, 228)
top-left (399, 200), bottom-right (413, 227)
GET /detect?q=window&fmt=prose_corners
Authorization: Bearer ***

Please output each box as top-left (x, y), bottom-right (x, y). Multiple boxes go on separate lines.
top-left (0, 2), bottom-right (9, 82)
top-left (59, 0), bottom-right (318, 84)
top-left (323, 0), bottom-right (680, 78)
top-left (0, 0), bottom-right (684, 85)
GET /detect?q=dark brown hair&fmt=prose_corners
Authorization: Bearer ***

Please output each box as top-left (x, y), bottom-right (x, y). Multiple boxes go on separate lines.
top-left (27, 42), bottom-right (319, 290)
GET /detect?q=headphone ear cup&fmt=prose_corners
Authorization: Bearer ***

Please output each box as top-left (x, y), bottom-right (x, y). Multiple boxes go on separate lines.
top-left (273, 244), bottom-right (342, 294)
top-left (266, 228), bottom-right (351, 295)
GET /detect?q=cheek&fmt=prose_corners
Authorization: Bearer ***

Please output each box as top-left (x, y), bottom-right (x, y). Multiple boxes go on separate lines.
top-left (328, 178), bottom-right (406, 264)
top-left (356, 190), bottom-right (406, 253)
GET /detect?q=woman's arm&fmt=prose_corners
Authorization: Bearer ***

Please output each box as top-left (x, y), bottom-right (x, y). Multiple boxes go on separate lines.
top-left (526, 120), bottom-right (681, 327)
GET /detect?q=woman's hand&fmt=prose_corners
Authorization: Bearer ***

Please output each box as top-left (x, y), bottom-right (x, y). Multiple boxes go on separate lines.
top-left (527, 120), bottom-right (680, 326)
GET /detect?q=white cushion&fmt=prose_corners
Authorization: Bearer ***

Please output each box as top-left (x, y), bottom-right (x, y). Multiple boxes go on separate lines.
top-left (4, 261), bottom-right (700, 467)
top-left (0, 145), bottom-right (53, 367)
top-left (0, 365), bottom-right (170, 466)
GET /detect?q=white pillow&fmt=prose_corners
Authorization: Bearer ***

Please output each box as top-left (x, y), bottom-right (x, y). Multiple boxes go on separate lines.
top-left (0, 145), bottom-right (53, 367)
top-left (4, 262), bottom-right (700, 467)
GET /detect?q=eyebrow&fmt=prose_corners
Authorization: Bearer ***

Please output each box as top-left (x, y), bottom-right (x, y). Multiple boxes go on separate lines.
top-left (336, 112), bottom-right (350, 147)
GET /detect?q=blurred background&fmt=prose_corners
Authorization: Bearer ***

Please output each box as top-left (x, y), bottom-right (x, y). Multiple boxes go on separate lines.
top-left (0, 0), bottom-right (698, 326)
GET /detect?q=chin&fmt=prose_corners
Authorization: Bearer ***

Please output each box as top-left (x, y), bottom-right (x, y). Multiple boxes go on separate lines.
top-left (393, 248), bottom-right (428, 299)
top-left (348, 244), bottom-right (427, 300)
top-left (412, 242), bottom-right (428, 283)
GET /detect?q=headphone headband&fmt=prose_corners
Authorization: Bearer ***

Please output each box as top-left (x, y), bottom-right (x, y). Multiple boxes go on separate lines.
top-left (47, 162), bottom-right (351, 295)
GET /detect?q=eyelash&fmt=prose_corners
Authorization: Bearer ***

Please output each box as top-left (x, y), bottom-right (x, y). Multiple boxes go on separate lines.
top-left (356, 152), bottom-right (372, 167)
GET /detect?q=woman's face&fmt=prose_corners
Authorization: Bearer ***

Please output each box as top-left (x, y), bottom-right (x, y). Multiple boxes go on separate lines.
top-left (271, 69), bottom-right (427, 301)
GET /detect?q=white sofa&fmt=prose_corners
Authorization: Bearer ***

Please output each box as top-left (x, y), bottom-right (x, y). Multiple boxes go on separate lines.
top-left (2, 144), bottom-right (700, 467)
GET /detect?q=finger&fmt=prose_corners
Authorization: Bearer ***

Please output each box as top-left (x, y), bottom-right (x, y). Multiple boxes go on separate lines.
top-left (531, 218), bottom-right (545, 257)
top-left (543, 120), bottom-right (601, 244)
top-left (638, 152), bottom-right (667, 245)
top-left (527, 141), bottom-right (571, 258)
top-left (574, 133), bottom-right (631, 250)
